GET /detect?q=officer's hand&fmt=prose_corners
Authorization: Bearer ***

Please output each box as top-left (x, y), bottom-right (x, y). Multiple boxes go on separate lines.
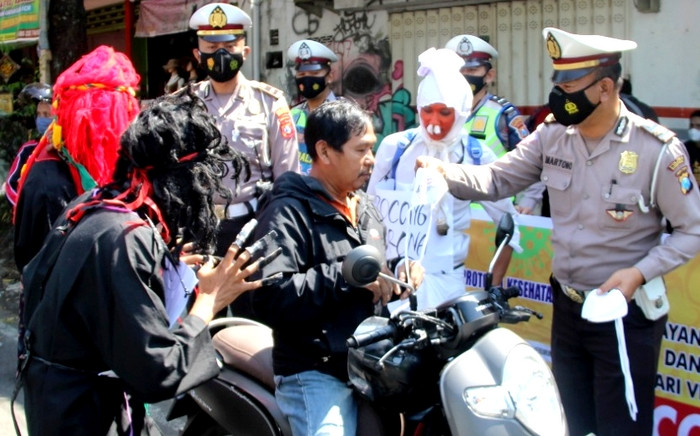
top-left (598, 267), bottom-right (645, 301)
top-left (415, 156), bottom-right (446, 176)
top-left (515, 205), bottom-right (534, 215)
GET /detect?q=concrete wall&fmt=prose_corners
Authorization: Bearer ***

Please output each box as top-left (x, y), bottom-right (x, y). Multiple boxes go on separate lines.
top-left (255, 0), bottom-right (699, 137)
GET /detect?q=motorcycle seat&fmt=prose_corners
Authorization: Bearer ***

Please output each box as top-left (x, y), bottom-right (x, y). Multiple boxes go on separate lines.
top-left (213, 324), bottom-right (276, 390)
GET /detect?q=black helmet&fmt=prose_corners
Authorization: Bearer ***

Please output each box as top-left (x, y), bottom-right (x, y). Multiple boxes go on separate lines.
top-left (18, 83), bottom-right (52, 106)
top-left (347, 316), bottom-right (441, 414)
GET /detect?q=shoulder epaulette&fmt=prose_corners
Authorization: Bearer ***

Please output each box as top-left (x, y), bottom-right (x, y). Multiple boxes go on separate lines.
top-left (489, 94), bottom-right (514, 108)
top-left (639, 118), bottom-right (676, 144)
top-left (251, 81), bottom-right (284, 99)
top-left (544, 113), bottom-right (558, 124)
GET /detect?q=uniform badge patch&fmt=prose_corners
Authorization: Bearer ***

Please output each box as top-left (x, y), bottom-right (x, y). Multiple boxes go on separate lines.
top-left (276, 107), bottom-right (295, 139)
top-left (508, 115), bottom-right (529, 139)
top-left (471, 115), bottom-right (488, 134)
top-left (675, 166), bottom-right (694, 195)
top-left (618, 151), bottom-right (638, 174)
top-left (667, 155), bottom-right (685, 172)
top-left (606, 208), bottom-right (633, 222)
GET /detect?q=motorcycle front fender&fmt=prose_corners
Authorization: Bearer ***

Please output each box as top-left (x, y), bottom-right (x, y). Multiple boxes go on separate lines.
top-left (440, 328), bottom-right (541, 436)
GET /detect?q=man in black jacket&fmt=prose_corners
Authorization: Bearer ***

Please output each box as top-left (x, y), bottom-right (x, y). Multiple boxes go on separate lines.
top-left (252, 100), bottom-right (422, 435)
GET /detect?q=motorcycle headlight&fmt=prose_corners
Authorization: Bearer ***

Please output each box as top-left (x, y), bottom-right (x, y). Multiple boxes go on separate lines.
top-left (464, 344), bottom-right (567, 436)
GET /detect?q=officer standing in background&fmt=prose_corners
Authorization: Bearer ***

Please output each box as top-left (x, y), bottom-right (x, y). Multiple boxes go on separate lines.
top-left (189, 3), bottom-right (299, 256)
top-left (288, 39), bottom-right (340, 174)
top-left (419, 27), bottom-right (700, 436)
top-left (445, 34), bottom-right (543, 214)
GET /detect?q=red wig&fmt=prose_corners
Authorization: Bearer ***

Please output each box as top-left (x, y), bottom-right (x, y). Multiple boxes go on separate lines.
top-left (52, 45), bottom-right (141, 189)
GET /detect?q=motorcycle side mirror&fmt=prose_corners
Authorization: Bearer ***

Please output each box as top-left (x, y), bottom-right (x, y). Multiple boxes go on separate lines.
top-left (485, 213), bottom-right (515, 290)
top-left (495, 213), bottom-right (514, 248)
top-left (342, 245), bottom-right (382, 287)
top-left (342, 245), bottom-right (417, 310)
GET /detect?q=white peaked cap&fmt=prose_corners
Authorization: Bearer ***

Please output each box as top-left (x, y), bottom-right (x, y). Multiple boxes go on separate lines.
top-left (287, 39), bottom-right (338, 72)
top-left (543, 27), bottom-right (637, 82)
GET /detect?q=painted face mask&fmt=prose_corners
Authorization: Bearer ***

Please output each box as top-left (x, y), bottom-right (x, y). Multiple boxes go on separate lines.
top-left (548, 78), bottom-right (601, 126)
top-left (35, 116), bottom-right (52, 136)
top-left (420, 104), bottom-right (456, 141)
top-left (295, 75), bottom-right (327, 99)
top-left (200, 49), bottom-right (243, 83)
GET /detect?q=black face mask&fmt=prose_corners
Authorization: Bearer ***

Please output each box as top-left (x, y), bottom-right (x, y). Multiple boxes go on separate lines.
top-left (295, 75), bottom-right (327, 99)
top-left (200, 49), bottom-right (243, 83)
top-left (548, 78), bottom-right (601, 126)
top-left (463, 73), bottom-right (487, 94)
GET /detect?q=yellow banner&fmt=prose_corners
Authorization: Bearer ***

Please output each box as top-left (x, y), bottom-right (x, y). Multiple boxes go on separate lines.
top-left (464, 213), bottom-right (700, 436)
top-left (0, 0), bottom-right (40, 43)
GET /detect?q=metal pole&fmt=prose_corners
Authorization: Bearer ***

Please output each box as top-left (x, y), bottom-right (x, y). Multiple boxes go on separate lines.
top-left (38, 0), bottom-right (50, 83)
top-left (251, 0), bottom-right (261, 81)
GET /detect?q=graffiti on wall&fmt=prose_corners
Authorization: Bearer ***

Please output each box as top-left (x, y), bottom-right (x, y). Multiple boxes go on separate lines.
top-left (287, 9), bottom-right (416, 147)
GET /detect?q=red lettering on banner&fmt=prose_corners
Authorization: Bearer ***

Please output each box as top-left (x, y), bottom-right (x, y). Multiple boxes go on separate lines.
top-left (655, 397), bottom-right (700, 436)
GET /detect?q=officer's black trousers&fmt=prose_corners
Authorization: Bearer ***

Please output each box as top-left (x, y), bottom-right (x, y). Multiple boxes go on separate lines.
top-left (550, 282), bottom-right (666, 436)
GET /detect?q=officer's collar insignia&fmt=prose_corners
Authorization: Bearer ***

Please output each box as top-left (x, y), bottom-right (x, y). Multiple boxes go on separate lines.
top-left (457, 37), bottom-right (473, 57)
top-left (619, 150), bottom-right (638, 174)
top-left (615, 116), bottom-right (628, 137)
top-left (606, 207), bottom-right (633, 222)
top-left (546, 32), bottom-right (561, 60)
top-left (675, 166), bottom-right (694, 195)
top-left (298, 42), bottom-right (311, 60)
top-left (209, 6), bottom-right (227, 29)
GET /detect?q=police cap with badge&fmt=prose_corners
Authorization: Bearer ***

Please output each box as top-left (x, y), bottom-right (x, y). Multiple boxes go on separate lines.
top-left (444, 34), bottom-right (498, 69)
top-left (542, 27), bottom-right (637, 83)
top-left (287, 39), bottom-right (338, 72)
top-left (189, 2), bottom-right (251, 42)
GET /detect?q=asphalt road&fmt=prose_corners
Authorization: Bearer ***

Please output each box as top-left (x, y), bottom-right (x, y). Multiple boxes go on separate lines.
top-left (0, 279), bottom-right (184, 435)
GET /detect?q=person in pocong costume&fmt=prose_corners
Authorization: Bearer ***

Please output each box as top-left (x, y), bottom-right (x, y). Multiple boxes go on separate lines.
top-left (189, 2), bottom-right (299, 257)
top-left (367, 47), bottom-right (520, 311)
top-left (4, 82), bottom-right (53, 209)
top-left (20, 90), bottom-right (267, 435)
top-left (445, 34), bottom-right (544, 215)
top-left (13, 46), bottom-right (141, 273)
top-left (417, 28), bottom-right (700, 436)
top-left (287, 39), bottom-right (340, 174)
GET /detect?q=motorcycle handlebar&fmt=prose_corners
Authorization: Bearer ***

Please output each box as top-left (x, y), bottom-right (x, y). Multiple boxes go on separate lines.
top-left (346, 323), bottom-right (397, 348)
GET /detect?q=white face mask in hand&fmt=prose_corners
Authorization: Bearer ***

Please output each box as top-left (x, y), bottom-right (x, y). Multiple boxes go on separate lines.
top-left (581, 289), bottom-right (637, 422)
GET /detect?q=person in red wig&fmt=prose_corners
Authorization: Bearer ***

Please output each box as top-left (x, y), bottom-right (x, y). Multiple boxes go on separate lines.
top-left (13, 45), bottom-right (141, 273)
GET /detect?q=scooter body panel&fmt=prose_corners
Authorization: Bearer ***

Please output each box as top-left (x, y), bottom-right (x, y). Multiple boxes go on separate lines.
top-left (440, 328), bottom-right (534, 436)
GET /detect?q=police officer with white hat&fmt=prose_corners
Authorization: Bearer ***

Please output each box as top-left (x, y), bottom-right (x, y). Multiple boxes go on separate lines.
top-left (445, 34), bottom-right (541, 214)
top-left (189, 3), bottom-right (299, 318)
top-left (189, 3), bottom-right (299, 255)
top-left (287, 39), bottom-right (339, 174)
top-left (419, 27), bottom-right (700, 436)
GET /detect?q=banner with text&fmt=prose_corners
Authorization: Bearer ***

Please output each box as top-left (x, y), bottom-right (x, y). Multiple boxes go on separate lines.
top-left (464, 211), bottom-right (700, 436)
top-left (0, 0), bottom-right (39, 43)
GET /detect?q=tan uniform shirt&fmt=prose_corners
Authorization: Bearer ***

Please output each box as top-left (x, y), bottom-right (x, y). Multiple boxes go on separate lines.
top-left (193, 74), bottom-right (299, 205)
top-left (444, 103), bottom-right (700, 290)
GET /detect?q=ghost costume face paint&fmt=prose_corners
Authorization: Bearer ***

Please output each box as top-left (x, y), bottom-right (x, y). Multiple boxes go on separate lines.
top-left (420, 104), bottom-right (456, 141)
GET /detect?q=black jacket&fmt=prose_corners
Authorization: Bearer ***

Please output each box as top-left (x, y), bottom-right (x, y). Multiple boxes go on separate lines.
top-left (252, 172), bottom-right (387, 381)
top-left (21, 193), bottom-right (219, 435)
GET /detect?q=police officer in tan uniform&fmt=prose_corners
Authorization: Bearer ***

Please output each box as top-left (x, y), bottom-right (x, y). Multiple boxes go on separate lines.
top-left (418, 27), bottom-right (700, 436)
top-left (189, 3), bottom-right (299, 255)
